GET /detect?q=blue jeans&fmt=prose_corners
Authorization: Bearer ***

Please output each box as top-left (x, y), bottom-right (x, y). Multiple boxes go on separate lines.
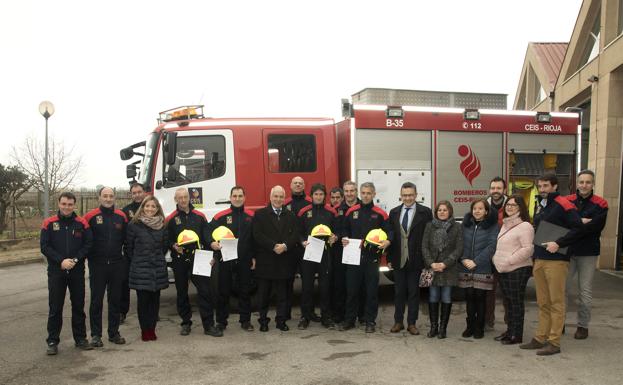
top-left (566, 255), bottom-right (597, 328)
top-left (429, 286), bottom-right (452, 304)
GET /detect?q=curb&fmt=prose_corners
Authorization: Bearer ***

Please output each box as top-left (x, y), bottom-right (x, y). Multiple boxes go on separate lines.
top-left (0, 256), bottom-right (45, 268)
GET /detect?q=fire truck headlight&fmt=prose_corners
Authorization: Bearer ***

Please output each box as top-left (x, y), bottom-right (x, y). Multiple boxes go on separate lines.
top-left (463, 109), bottom-right (480, 120)
top-left (536, 112), bottom-right (552, 123)
top-left (386, 107), bottom-right (404, 118)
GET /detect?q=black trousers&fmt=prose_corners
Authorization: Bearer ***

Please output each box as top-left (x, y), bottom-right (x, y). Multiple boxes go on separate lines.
top-left (464, 287), bottom-right (488, 330)
top-left (47, 265), bottom-right (87, 345)
top-left (301, 255), bottom-right (331, 320)
top-left (499, 266), bottom-right (532, 337)
top-left (89, 261), bottom-right (124, 338)
top-left (345, 258), bottom-right (379, 325)
top-left (393, 266), bottom-right (420, 325)
top-left (172, 258), bottom-right (215, 330)
top-left (119, 258), bottom-right (130, 316)
top-left (136, 290), bottom-right (160, 331)
top-left (216, 259), bottom-right (253, 325)
top-left (257, 278), bottom-right (288, 324)
top-left (330, 248), bottom-right (346, 322)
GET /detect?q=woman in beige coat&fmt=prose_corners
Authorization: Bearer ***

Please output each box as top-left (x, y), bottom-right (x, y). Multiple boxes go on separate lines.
top-left (492, 194), bottom-right (534, 345)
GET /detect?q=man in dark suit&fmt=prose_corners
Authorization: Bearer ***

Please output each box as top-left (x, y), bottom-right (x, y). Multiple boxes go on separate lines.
top-left (252, 185), bottom-right (300, 332)
top-left (388, 182), bottom-right (432, 335)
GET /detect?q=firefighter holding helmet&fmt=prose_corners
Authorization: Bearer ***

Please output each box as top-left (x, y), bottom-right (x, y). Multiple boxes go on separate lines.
top-left (339, 182), bottom-right (392, 333)
top-left (166, 188), bottom-right (221, 337)
top-left (297, 183), bottom-right (339, 330)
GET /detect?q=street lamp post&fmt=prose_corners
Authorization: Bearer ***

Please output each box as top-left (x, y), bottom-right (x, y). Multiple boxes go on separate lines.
top-left (38, 101), bottom-right (55, 218)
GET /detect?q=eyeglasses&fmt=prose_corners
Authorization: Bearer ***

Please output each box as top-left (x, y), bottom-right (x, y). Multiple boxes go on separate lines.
top-left (506, 203), bottom-right (519, 208)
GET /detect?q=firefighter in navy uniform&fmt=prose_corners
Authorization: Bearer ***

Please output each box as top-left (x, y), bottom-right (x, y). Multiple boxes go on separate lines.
top-left (166, 188), bottom-right (222, 337)
top-left (339, 182), bottom-right (392, 333)
top-left (206, 186), bottom-right (256, 332)
top-left (84, 187), bottom-right (128, 347)
top-left (297, 183), bottom-right (339, 330)
top-left (284, 176), bottom-right (312, 321)
top-left (41, 192), bottom-right (94, 355)
top-left (120, 182), bottom-right (145, 323)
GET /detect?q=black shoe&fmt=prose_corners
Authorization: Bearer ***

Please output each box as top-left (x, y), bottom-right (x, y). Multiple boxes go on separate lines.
top-left (108, 334), bottom-right (126, 345)
top-left (473, 329), bottom-right (484, 339)
top-left (119, 313), bottom-right (127, 324)
top-left (241, 321), bottom-right (254, 331)
top-left (46, 343), bottom-right (58, 355)
top-left (309, 313), bottom-right (322, 322)
top-left (259, 323), bottom-right (269, 332)
top-left (90, 336), bottom-right (104, 348)
top-left (276, 322), bottom-right (289, 331)
top-left (75, 339), bottom-right (93, 350)
top-left (338, 321), bottom-right (356, 331)
top-left (205, 325), bottom-right (224, 337)
top-left (298, 318), bottom-right (310, 330)
top-left (216, 323), bottom-right (227, 331)
top-left (494, 331), bottom-right (509, 341)
top-left (180, 324), bottom-right (191, 336)
top-left (365, 323), bottom-right (376, 333)
top-left (321, 319), bottom-right (335, 329)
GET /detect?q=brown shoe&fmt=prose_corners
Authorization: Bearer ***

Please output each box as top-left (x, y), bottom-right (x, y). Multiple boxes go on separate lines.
top-left (536, 343), bottom-right (561, 356)
top-left (407, 325), bottom-right (420, 335)
top-left (574, 327), bottom-right (588, 340)
top-left (519, 338), bottom-right (545, 350)
top-left (390, 323), bottom-right (404, 333)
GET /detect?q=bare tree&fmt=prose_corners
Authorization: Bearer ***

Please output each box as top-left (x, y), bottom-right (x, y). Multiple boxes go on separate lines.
top-left (11, 135), bottom-right (83, 197)
top-left (0, 164), bottom-right (31, 236)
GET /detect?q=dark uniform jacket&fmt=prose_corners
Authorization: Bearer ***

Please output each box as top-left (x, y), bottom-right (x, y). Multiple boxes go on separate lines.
top-left (165, 204), bottom-right (208, 261)
top-left (533, 192), bottom-right (584, 261)
top-left (252, 205), bottom-right (300, 279)
top-left (297, 203), bottom-right (338, 258)
top-left (566, 191), bottom-right (608, 257)
top-left (125, 222), bottom-right (169, 292)
top-left (84, 206), bottom-right (128, 264)
top-left (40, 212), bottom-right (92, 271)
top-left (122, 201), bottom-right (141, 222)
top-left (388, 203), bottom-right (432, 271)
top-left (206, 205), bottom-right (255, 263)
top-left (285, 193), bottom-right (312, 214)
top-left (342, 202), bottom-right (392, 261)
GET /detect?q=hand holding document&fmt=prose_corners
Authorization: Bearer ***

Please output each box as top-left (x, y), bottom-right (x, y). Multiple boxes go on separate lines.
top-left (303, 236), bottom-right (325, 263)
top-left (342, 239), bottom-right (362, 266)
top-left (193, 249), bottom-right (213, 277)
top-left (220, 238), bottom-right (239, 261)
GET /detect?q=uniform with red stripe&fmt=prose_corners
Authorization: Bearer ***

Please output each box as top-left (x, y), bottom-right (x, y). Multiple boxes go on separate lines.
top-left (565, 192), bottom-right (608, 257)
top-left (84, 206), bottom-right (128, 264)
top-left (533, 192), bottom-right (584, 261)
top-left (41, 213), bottom-right (92, 270)
top-left (166, 203), bottom-right (208, 259)
top-left (206, 206), bottom-right (255, 262)
top-left (285, 193), bottom-right (312, 215)
top-left (342, 202), bottom-right (392, 257)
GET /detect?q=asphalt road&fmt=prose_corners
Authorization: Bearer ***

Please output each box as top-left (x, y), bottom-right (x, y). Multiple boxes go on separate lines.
top-left (2, 262), bottom-right (623, 385)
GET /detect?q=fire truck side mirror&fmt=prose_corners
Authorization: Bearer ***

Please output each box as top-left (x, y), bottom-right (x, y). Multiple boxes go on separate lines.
top-left (120, 147), bottom-right (134, 161)
top-left (126, 164), bottom-right (137, 179)
top-left (164, 131), bottom-right (178, 165)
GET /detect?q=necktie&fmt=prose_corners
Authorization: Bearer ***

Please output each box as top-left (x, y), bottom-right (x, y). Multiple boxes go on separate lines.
top-left (275, 208), bottom-right (281, 218)
top-left (402, 207), bottom-right (411, 232)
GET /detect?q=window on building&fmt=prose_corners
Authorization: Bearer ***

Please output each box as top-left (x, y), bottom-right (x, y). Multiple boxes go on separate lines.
top-left (619, 0), bottom-right (623, 35)
top-left (164, 135), bottom-right (226, 187)
top-left (267, 134), bottom-right (317, 173)
top-left (579, 8), bottom-right (601, 68)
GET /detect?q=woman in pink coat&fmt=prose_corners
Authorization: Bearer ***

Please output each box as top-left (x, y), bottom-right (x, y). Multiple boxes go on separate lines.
top-left (492, 194), bottom-right (534, 345)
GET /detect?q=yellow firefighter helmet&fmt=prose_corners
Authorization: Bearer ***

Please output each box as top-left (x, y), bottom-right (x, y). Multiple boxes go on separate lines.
top-left (365, 228), bottom-right (387, 247)
top-left (177, 229), bottom-right (200, 248)
top-left (310, 224), bottom-right (332, 238)
top-left (212, 225), bottom-right (235, 241)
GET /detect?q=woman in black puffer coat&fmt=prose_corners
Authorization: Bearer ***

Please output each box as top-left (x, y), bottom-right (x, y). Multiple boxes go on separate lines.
top-left (125, 196), bottom-right (169, 341)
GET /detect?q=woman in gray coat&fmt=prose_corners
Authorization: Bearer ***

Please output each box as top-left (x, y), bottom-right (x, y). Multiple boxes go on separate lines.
top-left (422, 200), bottom-right (463, 339)
top-left (125, 196), bottom-right (169, 341)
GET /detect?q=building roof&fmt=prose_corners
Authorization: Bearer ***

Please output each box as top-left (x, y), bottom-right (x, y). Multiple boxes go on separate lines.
top-left (530, 42), bottom-right (568, 89)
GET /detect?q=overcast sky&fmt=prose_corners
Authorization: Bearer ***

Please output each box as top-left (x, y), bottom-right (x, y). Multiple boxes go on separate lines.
top-left (0, 0), bottom-right (583, 188)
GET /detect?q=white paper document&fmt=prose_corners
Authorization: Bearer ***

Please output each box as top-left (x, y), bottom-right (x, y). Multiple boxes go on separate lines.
top-left (342, 239), bottom-right (362, 266)
top-left (193, 249), bottom-right (213, 277)
top-left (303, 236), bottom-right (325, 263)
top-left (219, 239), bottom-right (239, 261)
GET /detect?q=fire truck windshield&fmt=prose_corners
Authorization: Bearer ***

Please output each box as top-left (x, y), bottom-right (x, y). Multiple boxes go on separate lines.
top-left (138, 132), bottom-right (160, 190)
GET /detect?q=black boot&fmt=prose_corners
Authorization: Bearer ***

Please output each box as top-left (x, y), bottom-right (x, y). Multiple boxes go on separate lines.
top-left (438, 303), bottom-right (452, 339)
top-left (473, 296), bottom-right (486, 339)
top-left (427, 302), bottom-right (439, 338)
top-left (462, 295), bottom-right (475, 338)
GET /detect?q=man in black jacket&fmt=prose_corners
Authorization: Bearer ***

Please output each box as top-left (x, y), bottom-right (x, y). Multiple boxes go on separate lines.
top-left (166, 188), bottom-right (221, 337)
top-left (339, 182), bottom-right (392, 333)
top-left (253, 185), bottom-right (300, 332)
top-left (520, 173), bottom-right (583, 356)
top-left (388, 182), bottom-right (432, 335)
top-left (297, 183), bottom-right (338, 329)
top-left (565, 170), bottom-right (608, 340)
top-left (120, 182), bottom-right (146, 323)
top-left (84, 187), bottom-right (128, 347)
top-left (41, 192), bottom-right (94, 355)
top-left (207, 186), bottom-right (256, 332)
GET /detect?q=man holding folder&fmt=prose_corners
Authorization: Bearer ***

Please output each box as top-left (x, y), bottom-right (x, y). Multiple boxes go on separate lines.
top-left (520, 173), bottom-right (583, 356)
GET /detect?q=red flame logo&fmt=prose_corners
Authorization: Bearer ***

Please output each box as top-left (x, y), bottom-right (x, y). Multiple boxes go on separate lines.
top-left (458, 145), bottom-right (481, 186)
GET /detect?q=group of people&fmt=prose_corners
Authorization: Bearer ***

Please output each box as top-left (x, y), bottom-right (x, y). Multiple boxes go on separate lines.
top-left (41, 171), bottom-right (607, 357)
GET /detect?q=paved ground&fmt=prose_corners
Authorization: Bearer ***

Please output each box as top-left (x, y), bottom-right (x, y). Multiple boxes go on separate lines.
top-left (1, 260), bottom-right (623, 385)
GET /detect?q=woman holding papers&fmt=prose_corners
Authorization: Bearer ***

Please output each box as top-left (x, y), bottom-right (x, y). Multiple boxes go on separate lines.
top-left (125, 196), bottom-right (169, 341)
top-left (422, 201), bottom-right (463, 339)
top-left (492, 195), bottom-right (534, 345)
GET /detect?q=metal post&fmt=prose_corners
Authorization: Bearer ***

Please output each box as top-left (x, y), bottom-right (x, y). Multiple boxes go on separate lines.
top-left (44, 117), bottom-right (49, 218)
